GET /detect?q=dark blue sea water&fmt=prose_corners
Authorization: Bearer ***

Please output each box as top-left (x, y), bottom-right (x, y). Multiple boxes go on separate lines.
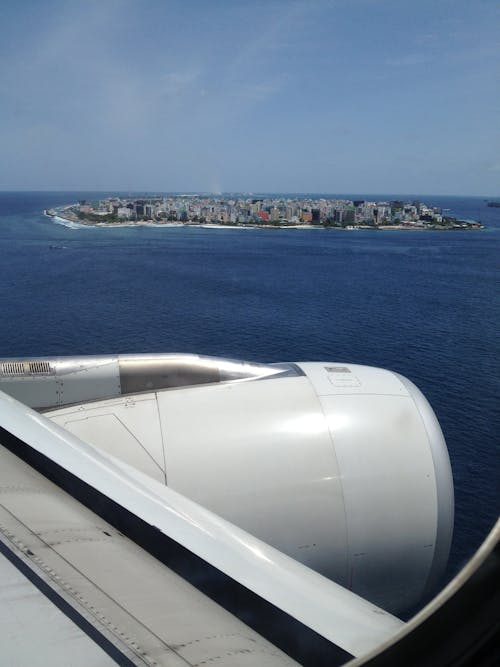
top-left (0, 191), bottom-right (498, 592)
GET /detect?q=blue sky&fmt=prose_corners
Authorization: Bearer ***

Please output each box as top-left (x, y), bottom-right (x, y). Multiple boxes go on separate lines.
top-left (0, 0), bottom-right (498, 194)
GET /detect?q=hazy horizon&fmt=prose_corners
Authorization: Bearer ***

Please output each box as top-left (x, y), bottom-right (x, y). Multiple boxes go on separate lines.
top-left (1, 1), bottom-right (498, 195)
top-left (1, 189), bottom-right (497, 198)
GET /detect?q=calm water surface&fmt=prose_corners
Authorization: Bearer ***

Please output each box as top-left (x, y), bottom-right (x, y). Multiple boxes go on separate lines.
top-left (0, 191), bottom-right (498, 590)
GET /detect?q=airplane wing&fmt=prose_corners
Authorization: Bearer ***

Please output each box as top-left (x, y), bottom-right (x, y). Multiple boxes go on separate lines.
top-left (0, 439), bottom-right (300, 667)
top-left (0, 386), bottom-right (402, 666)
top-left (0, 353), bottom-right (456, 665)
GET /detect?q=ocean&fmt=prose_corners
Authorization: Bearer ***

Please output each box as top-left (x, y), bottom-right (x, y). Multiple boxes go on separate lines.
top-left (0, 191), bottom-right (498, 593)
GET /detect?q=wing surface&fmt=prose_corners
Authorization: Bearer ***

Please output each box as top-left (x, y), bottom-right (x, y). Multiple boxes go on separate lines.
top-left (0, 443), bottom-right (297, 667)
top-left (0, 389), bottom-right (403, 664)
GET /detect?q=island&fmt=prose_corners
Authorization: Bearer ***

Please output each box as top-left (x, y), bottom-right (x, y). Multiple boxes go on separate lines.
top-left (45, 195), bottom-right (484, 230)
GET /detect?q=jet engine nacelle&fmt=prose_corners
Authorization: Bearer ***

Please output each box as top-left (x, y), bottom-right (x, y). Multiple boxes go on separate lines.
top-left (27, 358), bottom-right (453, 614)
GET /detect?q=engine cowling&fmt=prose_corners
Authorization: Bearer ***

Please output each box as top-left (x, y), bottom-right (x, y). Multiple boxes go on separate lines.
top-left (44, 359), bottom-right (453, 614)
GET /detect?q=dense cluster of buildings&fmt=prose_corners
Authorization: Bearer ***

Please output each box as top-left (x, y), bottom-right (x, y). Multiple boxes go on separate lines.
top-left (67, 195), bottom-right (480, 229)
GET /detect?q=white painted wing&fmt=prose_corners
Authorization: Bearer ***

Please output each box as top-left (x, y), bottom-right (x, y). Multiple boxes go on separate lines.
top-left (0, 444), bottom-right (298, 666)
top-left (0, 389), bottom-right (402, 661)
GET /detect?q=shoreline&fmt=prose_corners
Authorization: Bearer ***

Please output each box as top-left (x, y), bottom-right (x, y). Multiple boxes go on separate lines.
top-left (44, 207), bottom-right (485, 232)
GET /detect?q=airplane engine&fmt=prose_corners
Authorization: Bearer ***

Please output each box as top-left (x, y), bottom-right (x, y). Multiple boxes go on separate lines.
top-left (1, 355), bottom-right (454, 614)
top-left (136, 361), bottom-right (453, 615)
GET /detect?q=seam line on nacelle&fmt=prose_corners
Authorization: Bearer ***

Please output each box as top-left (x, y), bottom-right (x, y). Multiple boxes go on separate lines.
top-left (301, 371), bottom-right (351, 589)
top-left (155, 392), bottom-right (168, 486)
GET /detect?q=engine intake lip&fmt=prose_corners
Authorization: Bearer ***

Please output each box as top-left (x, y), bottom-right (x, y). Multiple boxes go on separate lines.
top-left (393, 372), bottom-right (454, 598)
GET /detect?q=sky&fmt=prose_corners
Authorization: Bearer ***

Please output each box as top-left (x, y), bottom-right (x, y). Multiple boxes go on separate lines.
top-left (0, 0), bottom-right (498, 195)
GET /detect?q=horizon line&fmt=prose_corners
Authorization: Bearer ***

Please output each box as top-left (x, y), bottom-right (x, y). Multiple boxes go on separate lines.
top-left (0, 189), bottom-right (498, 198)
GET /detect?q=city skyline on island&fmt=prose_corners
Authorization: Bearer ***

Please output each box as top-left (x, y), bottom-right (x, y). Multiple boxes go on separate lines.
top-left (46, 193), bottom-right (485, 230)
